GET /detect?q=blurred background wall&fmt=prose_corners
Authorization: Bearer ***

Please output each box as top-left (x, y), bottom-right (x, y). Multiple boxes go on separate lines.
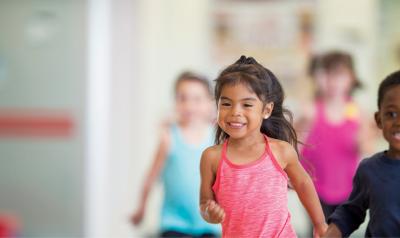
top-left (0, 0), bottom-right (399, 237)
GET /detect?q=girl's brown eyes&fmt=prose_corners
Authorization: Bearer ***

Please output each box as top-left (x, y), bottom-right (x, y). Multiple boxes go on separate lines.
top-left (219, 102), bottom-right (253, 107)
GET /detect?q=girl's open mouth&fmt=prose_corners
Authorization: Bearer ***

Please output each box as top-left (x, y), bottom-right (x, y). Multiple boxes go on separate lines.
top-left (228, 122), bottom-right (246, 129)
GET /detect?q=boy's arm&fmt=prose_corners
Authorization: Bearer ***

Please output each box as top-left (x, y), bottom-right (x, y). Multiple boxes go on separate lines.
top-left (200, 148), bottom-right (225, 224)
top-left (326, 163), bottom-right (369, 237)
top-left (131, 127), bottom-right (170, 225)
top-left (283, 144), bottom-right (327, 237)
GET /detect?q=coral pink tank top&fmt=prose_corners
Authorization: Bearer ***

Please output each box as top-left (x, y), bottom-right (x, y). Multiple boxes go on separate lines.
top-left (212, 135), bottom-right (296, 238)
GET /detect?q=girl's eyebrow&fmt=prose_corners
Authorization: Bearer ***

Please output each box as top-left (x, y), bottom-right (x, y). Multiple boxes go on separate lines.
top-left (220, 96), bottom-right (257, 101)
top-left (241, 97), bottom-right (257, 101)
top-left (220, 96), bottom-right (231, 101)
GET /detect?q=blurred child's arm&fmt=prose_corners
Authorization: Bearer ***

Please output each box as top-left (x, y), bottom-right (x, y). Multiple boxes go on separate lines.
top-left (293, 102), bottom-right (315, 148)
top-left (200, 147), bottom-right (225, 224)
top-left (281, 143), bottom-right (327, 237)
top-left (131, 126), bottom-right (170, 225)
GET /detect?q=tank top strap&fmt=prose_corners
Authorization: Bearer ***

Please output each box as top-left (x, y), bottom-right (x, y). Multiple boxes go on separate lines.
top-left (171, 124), bottom-right (215, 149)
top-left (221, 136), bottom-right (268, 168)
top-left (170, 123), bottom-right (179, 139)
top-left (169, 124), bottom-right (180, 150)
top-left (221, 138), bottom-right (229, 159)
top-left (263, 134), bottom-right (289, 180)
top-left (315, 100), bottom-right (360, 126)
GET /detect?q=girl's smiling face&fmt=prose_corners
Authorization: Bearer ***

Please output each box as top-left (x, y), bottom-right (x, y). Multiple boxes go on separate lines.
top-left (375, 85), bottom-right (400, 158)
top-left (217, 82), bottom-right (273, 140)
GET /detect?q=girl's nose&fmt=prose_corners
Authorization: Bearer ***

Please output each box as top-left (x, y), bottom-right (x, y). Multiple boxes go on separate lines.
top-left (231, 105), bottom-right (242, 116)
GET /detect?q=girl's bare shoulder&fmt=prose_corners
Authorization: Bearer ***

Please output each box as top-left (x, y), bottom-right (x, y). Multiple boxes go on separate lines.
top-left (202, 144), bottom-right (223, 171)
top-left (267, 137), bottom-right (293, 148)
top-left (267, 137), bottom-right (298, 167)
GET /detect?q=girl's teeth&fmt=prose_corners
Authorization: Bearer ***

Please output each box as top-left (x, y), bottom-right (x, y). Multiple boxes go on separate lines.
top-left (394, 133), bottom-right (400, 140)
top-left (229, 122), bottom-right (244, 128)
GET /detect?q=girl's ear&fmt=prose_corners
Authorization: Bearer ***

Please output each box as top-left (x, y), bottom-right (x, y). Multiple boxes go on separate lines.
top-left (374, 111), bottom-right (383, 129)
top-left (263, 102), bottom-right (274, 119)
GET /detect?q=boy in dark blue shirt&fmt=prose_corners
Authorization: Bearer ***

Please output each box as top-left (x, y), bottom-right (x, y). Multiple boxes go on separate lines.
top-left (324, 70), bottom-right (400, 237)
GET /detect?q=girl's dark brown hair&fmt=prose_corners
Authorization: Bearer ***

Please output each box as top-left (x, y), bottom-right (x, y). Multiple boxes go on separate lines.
top-left (214, 56), bottom-right (299, 154)
top-left (174, 71), bottom-right (212, 96)
top-left (310, 51), bottom-right (362, 95)
top-left (307, 54), bottom-right (324, 77)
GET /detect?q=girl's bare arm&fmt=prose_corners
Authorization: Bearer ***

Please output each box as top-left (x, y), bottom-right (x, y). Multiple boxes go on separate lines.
top-left (281, 142), bottom-right (327, 237)
top-left (200, 147), bottom-right (225, 224)
top-left (131, 127), bottom-right (170, 225)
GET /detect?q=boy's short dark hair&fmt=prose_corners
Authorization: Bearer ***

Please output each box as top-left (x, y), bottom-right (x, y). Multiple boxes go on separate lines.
top-left (174, 71), bottom-right (212, 96)
top-left (377, 70), bottom-right (400, 109)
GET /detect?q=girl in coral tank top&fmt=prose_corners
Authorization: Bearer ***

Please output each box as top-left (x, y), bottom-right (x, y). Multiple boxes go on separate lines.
top-left (200, 56), bottom-right (327, 238)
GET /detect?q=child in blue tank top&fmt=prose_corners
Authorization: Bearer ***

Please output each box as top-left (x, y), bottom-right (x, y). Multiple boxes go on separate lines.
top-left (131, 72), bottom-right (220, 237)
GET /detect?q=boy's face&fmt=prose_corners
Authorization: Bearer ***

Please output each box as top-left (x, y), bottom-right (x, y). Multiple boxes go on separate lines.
top-left (375, 85), bottom-right (400, 158)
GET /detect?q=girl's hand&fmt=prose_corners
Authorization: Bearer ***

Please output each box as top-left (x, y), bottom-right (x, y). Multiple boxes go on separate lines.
top-left (204, 200), bottom-right (225, 223)
top-left (322, 223), bottom-right (342, 238)
top-left (130, 207), bottom-right (145, 225)
top-left (313, 222), bottom-right (328, 238)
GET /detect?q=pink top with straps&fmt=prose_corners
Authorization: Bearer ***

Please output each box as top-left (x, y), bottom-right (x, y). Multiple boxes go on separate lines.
top-left (301, 101), bottom-right (360, 204)
top-left (212, 135), bottom-right (296, 238)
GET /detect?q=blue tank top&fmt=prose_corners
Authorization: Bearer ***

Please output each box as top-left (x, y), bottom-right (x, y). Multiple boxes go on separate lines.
top-left (160, 124), bottom-right (220, 235)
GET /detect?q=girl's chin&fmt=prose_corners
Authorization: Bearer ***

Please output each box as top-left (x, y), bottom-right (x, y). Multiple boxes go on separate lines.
top-left (225, 132), bottom-right (247, 140)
